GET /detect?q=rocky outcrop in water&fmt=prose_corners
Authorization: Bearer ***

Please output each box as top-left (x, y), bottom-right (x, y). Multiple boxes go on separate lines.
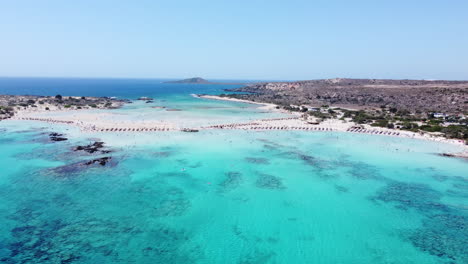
top-left (49, 132), bottom-right (68, 142)
top-left (74, 141), bottom-right (111, 154)
top-left (439, 152), bottom-right (468, 159)
top-left (84, 157), bottom-right (112, 166)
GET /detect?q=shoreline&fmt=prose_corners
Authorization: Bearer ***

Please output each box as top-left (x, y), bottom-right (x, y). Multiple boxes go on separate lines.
top-left (193, 94), bottom-right (273, 106)
top-left (1, 94), bottom-right (466, 149)
top-left (0, 94), bottom-right (127, 120)
top-left (192, 94), bottom-right (294, 114)
top-left (195, 94), bottom-right (467, 147)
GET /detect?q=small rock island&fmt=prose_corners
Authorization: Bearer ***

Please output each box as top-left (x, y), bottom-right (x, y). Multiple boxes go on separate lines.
top-left (164, 77), bottom-right (212, 84)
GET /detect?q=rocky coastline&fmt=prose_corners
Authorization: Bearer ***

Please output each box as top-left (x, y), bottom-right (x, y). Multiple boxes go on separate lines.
top-left (220, 78), bottom-right (468, 144)
top-left (0, 94), bottom-right (129, 120)
top-left (226, 78), bottom-right (468, 114)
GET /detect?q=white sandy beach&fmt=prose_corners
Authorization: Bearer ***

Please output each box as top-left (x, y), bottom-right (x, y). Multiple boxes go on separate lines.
top-left (4, 95), bottom-right (466, 149)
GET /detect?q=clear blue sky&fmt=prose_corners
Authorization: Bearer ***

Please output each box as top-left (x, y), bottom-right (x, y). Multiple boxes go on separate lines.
top-left (1, 0), bottom-right (467, 80)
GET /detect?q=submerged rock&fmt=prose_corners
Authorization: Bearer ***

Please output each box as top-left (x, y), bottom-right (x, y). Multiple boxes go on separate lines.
top-left (74, 141), bottom-right (110, 154)
top-left (181, 128), bottom-right (199, 132)
top-left (84, 157), bottom-right (112, 166)
top-left (48, 157), bottom-right (115, 177)
top-left (49, 132), bottom-right (68, 142)
top-left (438, 152), bottom-right (468, 160)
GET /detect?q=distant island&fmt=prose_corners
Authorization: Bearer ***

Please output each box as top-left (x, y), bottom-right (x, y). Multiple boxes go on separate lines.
top-left (164, 77), bottom-right (213, 84)
top-left (164, 77), bottom-right (251, 85)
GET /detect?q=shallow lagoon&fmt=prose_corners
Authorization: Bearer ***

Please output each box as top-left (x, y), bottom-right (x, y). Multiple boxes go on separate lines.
top-left (0, 79), bottom-right (467, 263)
top-left (1, 122), bottom-right (466, 264)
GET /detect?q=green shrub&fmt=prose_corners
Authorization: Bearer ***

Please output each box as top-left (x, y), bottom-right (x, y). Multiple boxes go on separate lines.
top-left (371, 119), bottom-right (389, 127)
top-left (442, 125), bottom-right (468, 140)
top-left (419, 125), bottom-right (443, 132)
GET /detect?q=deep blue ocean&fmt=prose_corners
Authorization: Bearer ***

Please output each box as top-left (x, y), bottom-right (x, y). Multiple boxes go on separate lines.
top-left (0, 77), bottom-right (246, 99)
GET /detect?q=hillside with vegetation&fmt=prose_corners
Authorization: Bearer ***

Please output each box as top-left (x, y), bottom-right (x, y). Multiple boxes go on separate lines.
top-left (222, 78), bottom-right (468, 143)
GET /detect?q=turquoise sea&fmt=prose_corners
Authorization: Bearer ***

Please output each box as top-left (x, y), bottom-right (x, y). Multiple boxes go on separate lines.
top-left (0, 78), bottom-right (467, 264)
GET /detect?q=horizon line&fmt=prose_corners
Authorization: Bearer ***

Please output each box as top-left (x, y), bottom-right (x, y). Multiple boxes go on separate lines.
top-left (0, 75), bottom-right (467, 82)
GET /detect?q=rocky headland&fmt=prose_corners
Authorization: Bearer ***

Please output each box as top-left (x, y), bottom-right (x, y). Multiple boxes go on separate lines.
top-left (219, 78), bottom-right (468, 144)
top-left (226, 78), bottom-right (468, 114)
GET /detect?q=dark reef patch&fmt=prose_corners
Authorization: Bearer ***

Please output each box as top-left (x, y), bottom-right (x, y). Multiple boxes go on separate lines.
top-left (49, 132), bottom-right (68, 142)
top-left (2, 178), bottom-right (200, 263)
top-left (245, 157), bottom-right (270, 165)
top-left (83, 157), bottom-right (112, 166)
top-left (371, 182), bottom-right (448, 213)
top-left (297, 153), bottom-right (320, 166)
top-left (430, 173), bottom-right (449, 182)
top-left (347, 162), bottom-right (384, 181)
top-left (280, 151), bottom-right (333, 170)
top-left (232, 225), bottom-right (249, 241)
top-left (3, 217), bottom-right (199, 264)
top-left (0, 137), bottom-right (14, 145)
top-left (257, 138), bottom-right (286, 148)
top-left (218, 171), bottom-right (243, 193)
top-left (262, 144), bottom-right (278, 151)
top-left (152, 151), bottom-right (173, 158)
top-left (46, 157), bottom-right (118, 177)
top-left (238, 249), bottom-right (277, 264)
top-left (258, 138), bottom-right (288, 152)
top-left (446, 182), bottom-right (468, 198)
top-left (137, 186), bottom-right (193, 217)
top-left (153, 198), bottom-right (191, 217)
top-left (188, 161), bottom-right (203, 168)
top-left (74, 141), bottom-right (111, 154)
top-left (256, 173), bottom-right (286, 190)
top-left (406, 213), bottom-right (468, 263)
top-left (334, 184), bottom-right (349, 193)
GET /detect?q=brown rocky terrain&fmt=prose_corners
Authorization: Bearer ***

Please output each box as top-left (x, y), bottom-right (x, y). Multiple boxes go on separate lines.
top-left (227, 78), bottom-right (468, 114)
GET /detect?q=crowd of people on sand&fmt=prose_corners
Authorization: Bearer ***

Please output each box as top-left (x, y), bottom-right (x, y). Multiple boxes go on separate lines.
top-left (17, 117), bottom-right (74, 124)
top-left (205, 122), bottom-right (261, 129)
top-left (11, 115), bottom-right (465, 146)
top-left (259, 117), bottom-right (300, 121)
